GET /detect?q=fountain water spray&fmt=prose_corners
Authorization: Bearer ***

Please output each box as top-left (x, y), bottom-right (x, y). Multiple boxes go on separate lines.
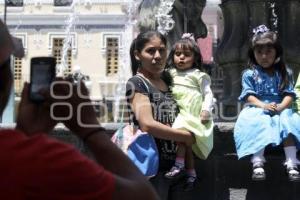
top-left (57, 0), bottom-right (78, 77)
top-left (269, 2), bottom-right (278, 31)
top-left (155, 0), bottom-right (176, 35)
top-left (113, 0), bottom-right (140, 122)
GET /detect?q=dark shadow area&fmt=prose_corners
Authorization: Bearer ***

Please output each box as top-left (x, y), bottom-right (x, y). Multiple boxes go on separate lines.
top-left (50, 124), bottom-right (300, 200)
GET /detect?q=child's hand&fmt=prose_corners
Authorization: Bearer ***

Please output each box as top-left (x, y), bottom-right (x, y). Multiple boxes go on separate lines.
top-left (263, 102), bottom-right (277, 112)
top-left (200, 110), bottom-right (211, 124)
top-left (262, 102), bottom-right (278, 115)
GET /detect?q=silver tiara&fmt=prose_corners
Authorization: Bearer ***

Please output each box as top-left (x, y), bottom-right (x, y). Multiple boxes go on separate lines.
top-left (252, 25), bottom-right (270, 35)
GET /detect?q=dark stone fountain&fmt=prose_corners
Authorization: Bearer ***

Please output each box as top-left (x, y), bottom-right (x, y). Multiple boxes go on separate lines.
top-left (137, 0), bottom-right (208, 47)
top-left (132, 0), bottom-right (300, 119)
top-left (216, 0), bottom-right (300, 119)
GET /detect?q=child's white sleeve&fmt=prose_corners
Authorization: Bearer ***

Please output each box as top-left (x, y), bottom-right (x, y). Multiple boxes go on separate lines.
top-left (201, 79), bottom-right (214, 112)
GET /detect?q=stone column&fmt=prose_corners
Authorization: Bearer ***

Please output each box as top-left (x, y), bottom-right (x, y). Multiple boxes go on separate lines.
top-left (280, 0), bottom-right (300, 79)
top-left (215, 0), bottom-right (249, 118)
top-left (247, 0), bottom-right (273, 27)
top-left (167, 0), bottom-right (207, 46)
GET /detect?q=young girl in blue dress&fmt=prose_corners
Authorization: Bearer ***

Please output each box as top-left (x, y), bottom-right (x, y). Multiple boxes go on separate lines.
top-left (295, 73), bottom-right (300, 111)
top-left (234, 25), bottom-right (300, 182)
top-left (164, 33), bottom-right (214, 191)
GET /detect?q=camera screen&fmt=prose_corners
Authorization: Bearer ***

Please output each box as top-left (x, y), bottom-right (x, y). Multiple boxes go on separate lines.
top-left (31, 64), bottom-right (53, 100)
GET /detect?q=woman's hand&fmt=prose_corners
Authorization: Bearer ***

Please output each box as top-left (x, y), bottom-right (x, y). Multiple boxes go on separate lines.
top-left (200, 110), bottom-right (211, 124)
top-left (16, 83), bottom-right (56, 135)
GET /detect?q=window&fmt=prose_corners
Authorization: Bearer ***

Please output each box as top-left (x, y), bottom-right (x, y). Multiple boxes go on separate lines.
top-left (13, 57), bottom-right (23, 96)
top-left (106, 38), bottom-right (119, 76)
top-left (6, 0), bottom-right (23, 7)
top-left (54, 0), bottom-right (73, 7)
top-left (52, 38), bottom-right (72, 76)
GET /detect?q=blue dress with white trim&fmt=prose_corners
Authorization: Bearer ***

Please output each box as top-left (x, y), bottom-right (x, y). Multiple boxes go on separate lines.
top-left (234, 66), bottom-right (300, 159)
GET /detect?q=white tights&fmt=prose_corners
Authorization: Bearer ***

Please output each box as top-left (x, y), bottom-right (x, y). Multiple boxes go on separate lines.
top-left (251, 148), bottom-right (266, 165)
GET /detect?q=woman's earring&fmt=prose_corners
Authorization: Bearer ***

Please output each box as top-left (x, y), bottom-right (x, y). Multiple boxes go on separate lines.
top-left (137, 60), bottom-right (142, 68)
top-left (274, 57), bottom-right (280, 64)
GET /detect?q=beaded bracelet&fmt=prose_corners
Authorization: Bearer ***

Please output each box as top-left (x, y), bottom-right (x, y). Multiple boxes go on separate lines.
top-left (82, 127), bottom-right (106, 142)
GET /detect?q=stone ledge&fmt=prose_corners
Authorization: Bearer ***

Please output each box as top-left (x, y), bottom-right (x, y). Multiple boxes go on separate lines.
top-left (214, 122), bottom-right (235, 132)
top-left (48, 122), bottom-right (237, 154)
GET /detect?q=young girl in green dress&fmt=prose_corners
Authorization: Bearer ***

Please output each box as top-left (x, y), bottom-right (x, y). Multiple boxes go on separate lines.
top-left (164, 33), bottom-right (214, 191)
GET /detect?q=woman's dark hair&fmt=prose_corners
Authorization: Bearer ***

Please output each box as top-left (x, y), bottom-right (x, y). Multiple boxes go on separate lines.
top-left (129, 31), bottom-right (167, 75)
top-left (166, 38), bottom-right (204, 72)
top-left (0, 59), bottom-right (12, 115)
top-left (248, 31), bottom-right (288, 90)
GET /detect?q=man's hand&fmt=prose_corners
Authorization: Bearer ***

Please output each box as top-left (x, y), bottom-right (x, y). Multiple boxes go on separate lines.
top-left (16, 83), bottom-right (56, 135)
top-left (50, 79), bottom-right (101, 139)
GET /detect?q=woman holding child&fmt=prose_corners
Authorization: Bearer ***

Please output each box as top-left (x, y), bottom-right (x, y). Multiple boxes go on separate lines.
top-left (126, 30), bottom-right (198, 198)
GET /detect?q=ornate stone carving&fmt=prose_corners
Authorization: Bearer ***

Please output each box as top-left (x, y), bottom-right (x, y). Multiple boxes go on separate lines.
top-left (137, 0), bottom-right (207, 46)
top-left (215, 0), bottom-right (249, 118)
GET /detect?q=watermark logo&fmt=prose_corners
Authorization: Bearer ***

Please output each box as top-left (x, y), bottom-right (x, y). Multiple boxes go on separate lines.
top-left (49, 80), bottom-right (248, 124)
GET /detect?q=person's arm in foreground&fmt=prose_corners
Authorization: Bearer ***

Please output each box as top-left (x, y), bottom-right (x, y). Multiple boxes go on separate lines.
top-left (17, 80), bottom-right (159, 200)
top-left (53, 80), bottom-right (159, 200)
top-left (130, 92), bottom-right (195, 146)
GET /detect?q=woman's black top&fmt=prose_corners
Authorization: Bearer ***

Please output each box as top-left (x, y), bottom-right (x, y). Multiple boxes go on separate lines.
top-left (126, 75), bottom-right (179, 170)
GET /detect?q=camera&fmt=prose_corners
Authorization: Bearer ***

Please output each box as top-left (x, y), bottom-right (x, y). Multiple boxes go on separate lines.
top-left (29, 57), bottom-right (56, 103)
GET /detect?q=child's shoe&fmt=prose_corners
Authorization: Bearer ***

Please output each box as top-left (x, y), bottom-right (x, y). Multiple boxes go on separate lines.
top-left (286, 165), bottom-right (300, 182)
top-left (252, 162), bottom-right (266, 181)
top-left (164, 166), bottom-right (185, 179)
top-left (183, 176), bottom-right (197, 192)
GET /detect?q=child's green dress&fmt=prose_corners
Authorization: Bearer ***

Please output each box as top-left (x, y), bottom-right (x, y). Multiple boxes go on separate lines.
top-left (169, 68), bottom-right (214, 159)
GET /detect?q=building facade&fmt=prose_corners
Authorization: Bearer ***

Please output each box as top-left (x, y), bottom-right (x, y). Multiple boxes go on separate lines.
top-left (1, 0), bottom-right (134, 101)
